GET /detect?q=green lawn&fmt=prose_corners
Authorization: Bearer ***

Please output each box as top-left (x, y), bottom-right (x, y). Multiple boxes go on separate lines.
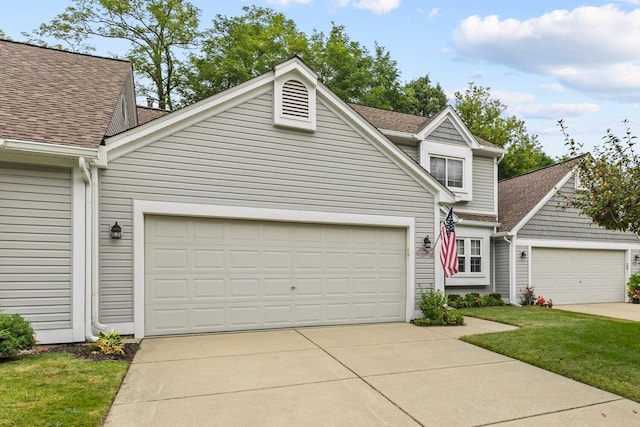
top-left (0, 353), bottom-right (129, 427)
top-left (458, 306), bottom-right (640, 402)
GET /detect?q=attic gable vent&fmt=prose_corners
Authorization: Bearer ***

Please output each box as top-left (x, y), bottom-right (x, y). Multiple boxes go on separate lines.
top-left (274, 60), bottom-right (317, 132)
top-left (281, 80), bottom-right (309, 119)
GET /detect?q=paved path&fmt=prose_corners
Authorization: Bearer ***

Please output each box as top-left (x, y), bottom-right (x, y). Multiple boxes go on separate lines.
top-left (106, 318), bottom-right (640, 426)
top-left (556, 302), bottom-right (640, 322)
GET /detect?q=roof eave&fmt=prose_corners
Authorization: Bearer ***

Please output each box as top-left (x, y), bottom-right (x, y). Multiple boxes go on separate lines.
top-left (0, 137), bottom-right (99, 159)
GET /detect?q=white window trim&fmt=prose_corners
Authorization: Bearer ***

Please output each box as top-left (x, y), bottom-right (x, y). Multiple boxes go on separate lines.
top-left (420, 141), bottom-right (473, 201)
top-left (445, 226), bottom-right (491, 287)
top-left (455, 237), bottom-right (484, 277)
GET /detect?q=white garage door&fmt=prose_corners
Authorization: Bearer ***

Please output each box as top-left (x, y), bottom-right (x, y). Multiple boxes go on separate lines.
top-left (144, 216), bottom-right (406, 336)
top-left (531, 248), bottom-right (625, 305)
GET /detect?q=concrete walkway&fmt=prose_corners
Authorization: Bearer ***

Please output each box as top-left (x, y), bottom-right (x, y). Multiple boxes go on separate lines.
top-left (106, 319), bottom-right (640, 426)
top-left (556, 303), bottom-right (640, 322)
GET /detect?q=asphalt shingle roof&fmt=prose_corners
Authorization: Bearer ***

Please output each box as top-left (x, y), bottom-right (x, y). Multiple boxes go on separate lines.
top-left (349, 103), bottom-right (500, 149)
top-left (136, 106), bottom-right (170, 125)
top-left (498, 157), bottom-right (583, 232)
top-left (0, 40), bottom-right (132, 148)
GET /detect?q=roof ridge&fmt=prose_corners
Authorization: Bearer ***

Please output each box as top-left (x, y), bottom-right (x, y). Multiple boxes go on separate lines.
top-left (498, 154), bottom-right (586, 183)
top-left (0, 38), bottom-right (131, 64)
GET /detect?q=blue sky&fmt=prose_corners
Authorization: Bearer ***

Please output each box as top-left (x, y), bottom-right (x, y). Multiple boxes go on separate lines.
top-left (3, 0), bottom-right (640, 158)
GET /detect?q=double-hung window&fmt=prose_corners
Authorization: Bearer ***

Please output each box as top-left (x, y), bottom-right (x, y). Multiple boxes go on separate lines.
top-left (430, 156), bottom-right (463, 188)
top-left (456, 238), bottom-right (482, 274)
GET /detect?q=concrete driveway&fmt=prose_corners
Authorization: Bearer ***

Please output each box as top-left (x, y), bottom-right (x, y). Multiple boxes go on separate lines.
top-left (106, 318), bottom-right (639, 426)
top-left (556, 303), bottom-right (640, 322)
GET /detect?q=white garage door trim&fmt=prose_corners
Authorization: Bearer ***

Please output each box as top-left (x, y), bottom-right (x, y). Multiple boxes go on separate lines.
top-left (132, 200), bottom-right (416, 338)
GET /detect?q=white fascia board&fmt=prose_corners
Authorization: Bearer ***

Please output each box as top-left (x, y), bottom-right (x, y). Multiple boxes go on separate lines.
top-left (0, 138), bottom-right (98, 159)
top-left (378, 129), bottom-right (420, 143)
top-left (274, 58), bottom-right (318, 87)
top-left (318, 90), bottom-right (456, 204)
top-left (458, 220), bottom-right (501, 228)
top-left (473, 145), bottom-right (506, 156)
top-left (516, 238), bottom-right (640, 250)
top-left (509, 171), bottom-right (573, 234)
top-left (105, 72), bottom-right (274, 161)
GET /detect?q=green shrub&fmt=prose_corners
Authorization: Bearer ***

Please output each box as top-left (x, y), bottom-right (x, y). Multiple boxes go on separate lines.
top-left (0, 311), bottom-right (36, 358)
top-left (92, 329), bottom-right (125, 355)
top-left (627, 272), bottom-right (640, 298)
top-left (447, 292), bottom-right (504, 308)
top-left (417, 290), bottom-right (464, 326)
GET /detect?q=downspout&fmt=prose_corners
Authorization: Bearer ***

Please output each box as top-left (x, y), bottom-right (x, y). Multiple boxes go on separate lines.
top-left (79, 159), bottom-right (98, 342)
top-left (87, 167), bottom-right (107, 341)
top-left (502, 235), bottom-right (521, 306)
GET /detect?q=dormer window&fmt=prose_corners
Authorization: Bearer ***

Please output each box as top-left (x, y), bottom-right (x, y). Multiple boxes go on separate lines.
top-left (430, 156), bottom-right (463, 189)
top-left (274, 60), bottom-right (318, 132)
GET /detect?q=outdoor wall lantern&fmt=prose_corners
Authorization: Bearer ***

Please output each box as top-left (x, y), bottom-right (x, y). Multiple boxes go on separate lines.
top-left (635, 254), bottom-right (640, 262)
top-left (520, 250), bottom-right (528, 259)
top-left (110, 222), bottom-right (122, 239)
top-left (424, 236), bottom-right (431, 249)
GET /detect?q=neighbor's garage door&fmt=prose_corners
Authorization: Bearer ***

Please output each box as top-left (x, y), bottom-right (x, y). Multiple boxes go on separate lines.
top-left (531, 248), bottom-right (625, 305)
top-left (144, 216), bottom-right (406, 336)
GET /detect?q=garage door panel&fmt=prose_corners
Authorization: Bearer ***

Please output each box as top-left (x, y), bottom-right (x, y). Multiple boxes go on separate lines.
top-left (532, 248), bottom-right (625, 304)
top-left (145, 216), bottom-right (406, 336)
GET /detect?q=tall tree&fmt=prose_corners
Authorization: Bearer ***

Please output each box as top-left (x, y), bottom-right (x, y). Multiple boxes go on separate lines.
top-left (179, 5), bottom-right (308, 106)
top-left (31, 0), bottom-right (201, 110)
top-left (181, 7), bottom-right (407, 110)
top-left (562, 120), bottom-right (640, 234)
top-left (402, 74), bottom-right (447, 117)
top-left (0, 29), bottom-right (12, 40)
top-left (454, 83), bottom-right (554, 179)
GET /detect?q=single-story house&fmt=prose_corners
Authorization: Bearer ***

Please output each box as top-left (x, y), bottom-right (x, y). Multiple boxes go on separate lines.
top-left (1, 40), bottom-right (638, 344)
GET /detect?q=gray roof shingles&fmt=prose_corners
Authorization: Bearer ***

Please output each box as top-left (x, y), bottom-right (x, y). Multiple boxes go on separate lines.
top-left (497, 157), bottom-right (582, 232)
top-left (0, 40), bottom-right (132, 149)
top-left (136, 106), bottom-right (170, 125)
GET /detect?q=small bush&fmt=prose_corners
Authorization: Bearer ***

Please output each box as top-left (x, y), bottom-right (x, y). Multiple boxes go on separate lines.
top-left (417, 290), bottom-right (464, 326)
top-left (0, 311), bottom-right (36, 358)
top-left (92, 329), bottom-right (125, 356)
top-left (519, 286), bottom-right (552, 308)
top-left (627, 272), bottom-right (640, 298)
top-left (447, 292), bottom-right (504, 308)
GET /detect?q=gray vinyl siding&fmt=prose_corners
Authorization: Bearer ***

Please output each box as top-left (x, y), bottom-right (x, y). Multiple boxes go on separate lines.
top-left (494, 240), bottom-right (510, 301)
top-left (519, 177), bottom-right (638, 242)
top-left (428, 118), bottom-right (466, 145)
top-left (445, 286), bottom-right (490, 296)
top-left (395, 142), bottom-right (419, 163)
top-left (0, 163), bottom-right (72, 330)
top-left (106, 71), bottom-right (137, 136)
top-left (99, 90), bottom-right (436, 323)
top-left (632, 250), bottom-right (640, 276)
top-left (465, 156), bottom-right (495, 212)
top-left (515, 245), bottom-right (529, 300)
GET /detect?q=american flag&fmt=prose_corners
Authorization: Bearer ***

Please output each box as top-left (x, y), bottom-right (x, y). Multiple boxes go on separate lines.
top-left (440, 208), bottom-right (458, 278)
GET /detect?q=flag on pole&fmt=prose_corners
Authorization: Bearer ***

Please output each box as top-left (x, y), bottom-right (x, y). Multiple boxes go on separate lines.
top-left (440, 208), bottom-right (458, 278)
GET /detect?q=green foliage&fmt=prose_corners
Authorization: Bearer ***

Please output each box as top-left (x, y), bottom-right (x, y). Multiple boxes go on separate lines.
top-left (0, 28), bottom-right (12, 40)
top-left (562, 119), bottom-right (640, 234)
top-left (30, 0), bottom-right (201, 109)
top-left (519, 286), bottom-right (552, 307)
top-left (181, 5), bottom-right (422, 112)
top-left (400, 74), bottom-right (448, 117)
top-left (454, 83), bottom-right (554, 179)
top-left (417, 290), bottom-right (464, 326)
top-left (0, 311), bottom-right (36, 358)
top-left (627, 271), bottom-right (640, 298)
top-left (446, 292), bottom-right (504, 308)
top-left (92, 329), bottom-right (125, 356)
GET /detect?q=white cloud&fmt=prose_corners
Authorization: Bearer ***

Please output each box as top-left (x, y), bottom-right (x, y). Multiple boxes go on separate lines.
top-left (540, 83), bottom-right (565, 92)
top-left (329, 0), bottom-right (351, 7)
top-left (353, 0), bottom-right (400, 14)
top-left (511, 103), bottom-right (600, 119)
top-left (452, 5), bottom-right (640, 101)
top-left (428, 8), bottom-right (439, 19)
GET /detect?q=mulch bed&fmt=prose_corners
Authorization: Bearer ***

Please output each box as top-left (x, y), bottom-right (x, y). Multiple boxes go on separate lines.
top-left (36, 341), bottom-right (140, 363)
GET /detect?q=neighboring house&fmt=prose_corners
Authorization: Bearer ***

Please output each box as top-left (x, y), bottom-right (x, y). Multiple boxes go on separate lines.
top-left (496, 158), bottom-right (640, 305)
top-left (1, 40), bottom-right (638, 344)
